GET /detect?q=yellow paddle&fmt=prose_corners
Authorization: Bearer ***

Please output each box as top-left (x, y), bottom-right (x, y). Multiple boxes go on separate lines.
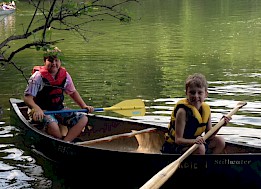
top-left (140, 101), bottom-right (247, 189)
top-left (44, 99), bottom-right (146, 117)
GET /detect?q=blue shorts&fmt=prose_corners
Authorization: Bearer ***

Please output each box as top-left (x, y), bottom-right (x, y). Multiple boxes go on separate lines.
top-left (42, 111), bottom-right (86, 129)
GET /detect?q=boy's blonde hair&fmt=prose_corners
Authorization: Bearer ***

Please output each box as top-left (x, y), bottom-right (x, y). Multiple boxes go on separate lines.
top-left (185, 73), bottom-right (208, 92)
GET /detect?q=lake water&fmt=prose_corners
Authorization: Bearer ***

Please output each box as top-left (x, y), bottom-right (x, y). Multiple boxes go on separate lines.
top-left (0, 0), bottom-right (260, 188)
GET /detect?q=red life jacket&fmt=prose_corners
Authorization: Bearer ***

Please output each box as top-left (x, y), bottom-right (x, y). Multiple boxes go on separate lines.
top-left (32, 66), bottom-right (67, 110)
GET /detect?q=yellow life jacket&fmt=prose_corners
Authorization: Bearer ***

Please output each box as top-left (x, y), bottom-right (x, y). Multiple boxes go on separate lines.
top-left (165, 98), bottom-right (211, 143)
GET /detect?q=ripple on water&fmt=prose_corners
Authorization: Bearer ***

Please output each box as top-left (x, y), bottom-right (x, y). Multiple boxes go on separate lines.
top-left (0, 125), bottom-right (52, 188)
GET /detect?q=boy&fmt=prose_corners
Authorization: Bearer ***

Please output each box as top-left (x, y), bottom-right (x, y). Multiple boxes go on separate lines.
top-left (24, 47), bottom-right (94, 142)
top-left (162, 73), bottom-right (231, 154)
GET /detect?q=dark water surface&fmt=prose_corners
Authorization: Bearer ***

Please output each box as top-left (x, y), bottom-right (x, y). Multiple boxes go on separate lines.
top-left (0, 0), bottom-right (261, 188)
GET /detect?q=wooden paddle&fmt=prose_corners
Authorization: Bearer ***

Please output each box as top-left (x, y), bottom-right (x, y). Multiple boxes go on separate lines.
top-left (140, 101), bottom-right (247, 189)
top-left (44, 99), bottom-right (145, 117)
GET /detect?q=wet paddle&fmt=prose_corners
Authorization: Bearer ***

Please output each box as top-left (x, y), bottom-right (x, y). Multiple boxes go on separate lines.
top-left (44, 99), bottom-right (145, 117)
top-left (140, 101), bottom-right (247, 189)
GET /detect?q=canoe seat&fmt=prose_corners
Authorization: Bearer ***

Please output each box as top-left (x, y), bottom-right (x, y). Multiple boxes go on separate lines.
top-left (76, 128), bottom-right (157, 146)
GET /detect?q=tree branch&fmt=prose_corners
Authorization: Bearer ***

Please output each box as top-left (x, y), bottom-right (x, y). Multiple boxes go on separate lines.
top-left (0, 0), bottom-right (139, 82)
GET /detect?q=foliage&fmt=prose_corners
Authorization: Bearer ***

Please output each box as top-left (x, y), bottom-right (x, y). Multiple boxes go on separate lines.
top-left (43, 46), bottom-right (64, 61)
top-left (0, 0), bottom-right (139, 79)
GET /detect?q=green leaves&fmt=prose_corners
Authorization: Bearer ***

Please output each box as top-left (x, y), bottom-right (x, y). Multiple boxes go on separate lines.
top-left (35, 45), bottom-right (64, 60)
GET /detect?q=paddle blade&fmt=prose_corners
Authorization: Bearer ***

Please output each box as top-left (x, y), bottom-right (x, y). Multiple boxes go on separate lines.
top-left (44, 99), bottom-right (145, 117)
top-left (104, 99), bottom-right (146, 116)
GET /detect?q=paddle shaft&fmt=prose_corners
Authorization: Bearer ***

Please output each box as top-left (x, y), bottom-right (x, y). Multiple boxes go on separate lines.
top-left (140, 101), bottom-right (247, 189)
top-left (42, 99), bottom-right (146, 116)
top-left (44, 106), bottom-right (144, 115)
top-left (39, 99), bottom-right (145, 136)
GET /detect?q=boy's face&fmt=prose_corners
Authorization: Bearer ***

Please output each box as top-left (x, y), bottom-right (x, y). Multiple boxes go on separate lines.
top-left (186, 85), bottom-right (208, 110)
top-left (44, 56), bottom-right (61, 75)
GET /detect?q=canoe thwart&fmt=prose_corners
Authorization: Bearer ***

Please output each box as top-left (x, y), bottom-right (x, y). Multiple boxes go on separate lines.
top-left (76, 128), bottom-right (157, 146)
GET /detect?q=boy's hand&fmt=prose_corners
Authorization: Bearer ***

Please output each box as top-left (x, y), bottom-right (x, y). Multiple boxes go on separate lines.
top-left (31, 107), bottom-right (44, 122)
top-left (222, 116), bottom-right (232, 126)
top-left (85, 106), bottom-right (94, 113)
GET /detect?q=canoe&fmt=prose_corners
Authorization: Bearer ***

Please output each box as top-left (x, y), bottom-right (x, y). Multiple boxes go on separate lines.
top-left (9, 98), bottom-right (261, 189)
top-left (0, 2), bottom-right (16, 16)
top-left (0, 8), bottom-right (15, 16)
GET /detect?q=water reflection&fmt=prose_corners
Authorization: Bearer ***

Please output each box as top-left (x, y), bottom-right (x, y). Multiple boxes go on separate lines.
top-left (0, 13), bottom-right (16, 39)
top-left (0, 124), bottom-right (52, 188)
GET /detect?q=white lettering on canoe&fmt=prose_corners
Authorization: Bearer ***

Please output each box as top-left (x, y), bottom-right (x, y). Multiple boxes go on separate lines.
top-left (214, 159), bottom-right (252, 165)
